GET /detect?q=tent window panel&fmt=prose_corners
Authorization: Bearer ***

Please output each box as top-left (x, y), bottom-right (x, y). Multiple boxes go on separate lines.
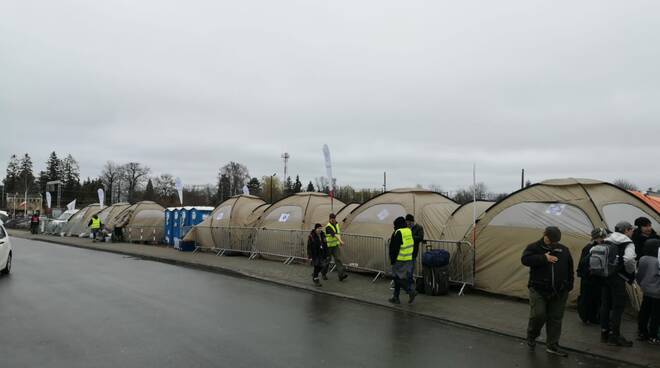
top-left (264, 206), bottom-right (303, 223)
top-left (353, 204), bottom-right (406, 224)
top-left (134, 210), bottom-right (164, 221)
top-left (213, 206), bottom-right (232, 221)
top-left (602, 203), bottom-right (660, 230)
top-left (490, 202), bottom-right (593, 233)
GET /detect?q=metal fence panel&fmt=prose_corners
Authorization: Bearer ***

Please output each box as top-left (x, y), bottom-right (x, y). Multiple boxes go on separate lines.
top-left (339, 233), bottom-right (388, 277)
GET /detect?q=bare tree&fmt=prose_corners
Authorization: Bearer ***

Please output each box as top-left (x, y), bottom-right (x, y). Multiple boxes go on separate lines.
top-left (100, 161), bottom-right (122, 204)
top-left (154, 174), bottom-right (176, 200)
top-left (218, 162), bottom-right (250, 196)
top-left (613, 179), bottom-right (639, 191)
top-left (123, 162), bottom-right (150, 203)
top-left (453, 182), bottom-right (489, 204)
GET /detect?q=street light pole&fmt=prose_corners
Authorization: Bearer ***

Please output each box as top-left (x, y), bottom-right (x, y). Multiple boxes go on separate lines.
top-left (270, 173), bottom-right (277, 203)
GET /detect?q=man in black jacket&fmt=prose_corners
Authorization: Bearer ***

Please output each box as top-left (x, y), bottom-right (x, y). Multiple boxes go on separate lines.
top-left (577, 228), bottom-right (607, 324)
top-left (521, 226), bottom-right (574, 357)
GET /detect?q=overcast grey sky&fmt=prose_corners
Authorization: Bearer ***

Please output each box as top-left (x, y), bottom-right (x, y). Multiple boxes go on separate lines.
top-left (2, 0), bottom-right (659, 194)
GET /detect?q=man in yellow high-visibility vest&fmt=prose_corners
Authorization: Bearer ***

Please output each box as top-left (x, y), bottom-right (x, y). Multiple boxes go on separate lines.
top-left (325, 213), bottom-right (348, 282)
top-left (88, 214), bottom-right (103, 242)
top-left (388, 216), bottom-right (417, 304)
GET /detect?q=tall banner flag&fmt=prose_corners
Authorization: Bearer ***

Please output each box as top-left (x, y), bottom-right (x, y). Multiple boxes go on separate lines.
top-left (175, 177), bottom-right (184, 205)
top-left (322, 144), bottom-right (334, 210)
top-left (98, 188), bottom-right (105, 209)
top-left (242, 185), bottom-right (250, 195)
top-left (45, 192), bottom-right (52, 209)
top-left (66, 199), bottom-right (76, 211)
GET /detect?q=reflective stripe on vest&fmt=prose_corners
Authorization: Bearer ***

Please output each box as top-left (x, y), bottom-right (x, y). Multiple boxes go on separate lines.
top-left (91, 218), bottom-right (102, 229)
top-left (396, 227), bottom-right (414, 261)
top-left (325, 222), bottom-right (340, 248)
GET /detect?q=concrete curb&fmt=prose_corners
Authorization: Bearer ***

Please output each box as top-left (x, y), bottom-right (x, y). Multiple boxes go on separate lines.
top-left (11, 232), bottom-right (652, 368)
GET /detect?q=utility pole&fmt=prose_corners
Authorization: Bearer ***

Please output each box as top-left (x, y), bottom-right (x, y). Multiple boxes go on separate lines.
top-left (383, 172), bottom-right (387, 193)
top-left (281, 153), bottom-right (290, 181)
top-left (521, 169), bottom-right (525, 189)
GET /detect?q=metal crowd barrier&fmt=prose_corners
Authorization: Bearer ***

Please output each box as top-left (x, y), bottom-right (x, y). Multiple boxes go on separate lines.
top-left (415, 239), bottom-right (475, 295)
top-left (184, 225), bottom-right (476, 292)
top-left (338, 233), bottom-right (388, 282)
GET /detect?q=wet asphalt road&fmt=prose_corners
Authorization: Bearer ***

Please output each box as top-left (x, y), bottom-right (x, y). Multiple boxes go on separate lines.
top-left (0, 238), bottom-right (633, 368)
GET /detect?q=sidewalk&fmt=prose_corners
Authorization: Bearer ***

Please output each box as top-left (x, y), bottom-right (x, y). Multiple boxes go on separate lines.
top-left (9, 229), bottom-right (660, 367)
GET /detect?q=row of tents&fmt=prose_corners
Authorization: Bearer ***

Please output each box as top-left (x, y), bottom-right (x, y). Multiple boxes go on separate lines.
top-left (45, 177), bottom-right (660, 302)
top-left (183, 178), bottom-right (660, 302)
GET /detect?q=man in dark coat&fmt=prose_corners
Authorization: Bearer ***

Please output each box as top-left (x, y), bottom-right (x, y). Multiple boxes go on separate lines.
top-left (307, 223), bottom-right (329, 287)
top-left (632, 217), bottom-right (659, 261)
top-left (405, 214), bottom-right (424, 287)
top-left (577, 228), bottom-right (607, 324)
top-left (521, 226), bottom-right (574, 357)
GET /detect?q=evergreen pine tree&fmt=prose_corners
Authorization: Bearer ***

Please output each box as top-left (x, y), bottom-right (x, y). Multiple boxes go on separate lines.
top-left (293, 175), bottom-right (303, 193)
top-left (306, 181), bottom-right (315, 192)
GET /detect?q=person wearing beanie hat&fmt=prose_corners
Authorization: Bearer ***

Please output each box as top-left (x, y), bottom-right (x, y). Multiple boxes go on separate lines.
top-left (521, 226), bottom-right (574, 357)
top-left (388, 216), bottom-right (417, 304)
top-left (576, 228), bottom-right (607, 324)
top-left (632, 217), bottom-right (659, 261)
top-left (597, 221), bottom-right (637, 347)
top-left (325, 213), bottom-right (347, 282)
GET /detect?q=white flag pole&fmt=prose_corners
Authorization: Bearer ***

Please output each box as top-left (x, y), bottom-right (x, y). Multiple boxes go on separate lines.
top-left (472, 163), bottom-right (477, 244)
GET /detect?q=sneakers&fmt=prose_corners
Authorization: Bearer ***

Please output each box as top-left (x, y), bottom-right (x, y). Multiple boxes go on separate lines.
top-left (648, 338), bottom-right (660, 345)
top-left (546, 346), bottom-right (568, 357)
top-left (322, 274), bottom-right (328, 281)
top-left (408, 290), bottom-right (418, 304)
top-left (526, 338), bottom-right (536, 351)
top-left (339, 274), bottom-right (348, 282)
top-left (388, 297), bottom-right (401, 304)
top-left (607, 335), bottom-right (633, 347)
top-left (313, 278), bottom-right (322, 287)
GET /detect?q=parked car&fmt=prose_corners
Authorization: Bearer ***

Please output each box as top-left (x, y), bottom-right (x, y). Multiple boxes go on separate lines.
top-left (0, 220), bottom-right (12, 276)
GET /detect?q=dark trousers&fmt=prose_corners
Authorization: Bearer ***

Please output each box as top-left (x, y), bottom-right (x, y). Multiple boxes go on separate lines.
top-left (578, 278), bottom-right (601, 324)
top-left (30, 222), bottom-right (39, 234)
top-left (638, 295), bottom-right (660, 339)
top-left (327, 246), bottom-right (345, 278)
top-left (393, 274), bottom-right (412, 299)
top-left (527, 288), bottom-right (569, 349)
top-left (600, 276), bottom-right (627, 336)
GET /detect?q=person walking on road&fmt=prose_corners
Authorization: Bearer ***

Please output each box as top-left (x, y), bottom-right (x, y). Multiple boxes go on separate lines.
top-left (577, 228), bottom-right (607, 324)
top-left (597, 221), bottom-right (637, 347)
top-left (388, 216), bottom-right (418, 305)
top-left (88, 214), bottom-right (103, 242)
top-left (636, 239), bottom-right (660, 344)
top-left (325, 213), bottom-right (347, 282)
top-left (522, 226), bottom-right (574, 357)
top-left (307, 223), bottom-right (329, 287)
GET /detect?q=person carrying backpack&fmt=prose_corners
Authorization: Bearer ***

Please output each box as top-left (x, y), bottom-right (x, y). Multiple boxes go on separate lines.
top-left (592, 221), bottom-right (637, 347)
top-left (522, 226), bottom-right (574, 357)
top-left (577, 228), bottom-right (608, 324)
top-left (636, 239), bottom-right (660, 343)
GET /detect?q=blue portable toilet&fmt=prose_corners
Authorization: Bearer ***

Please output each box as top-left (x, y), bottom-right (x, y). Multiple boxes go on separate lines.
top-left (164, 208), bottom-right (180, 246)
top-left (179, 206), bottom-right (213, 241)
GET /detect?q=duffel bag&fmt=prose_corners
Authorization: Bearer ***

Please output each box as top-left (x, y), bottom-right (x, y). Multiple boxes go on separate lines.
top-left (422, 249), bottom-right (450, 267)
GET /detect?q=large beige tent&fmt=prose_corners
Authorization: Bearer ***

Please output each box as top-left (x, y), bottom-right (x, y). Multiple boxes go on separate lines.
top-left (97, 203), bottom-right (131, 227)
top-left (62, 204), bottom-right (102, 237)
top-left (183, 195), bottom-right (266, 249)
top-left (254, 193), bottom-right (345, 230)
top-left (109, 201), bottom-right (166, 242)
top-left (335, 203), bottom-right (359, 223)
top-left (440, 201), bottom-right (494, 241)
top-left (343, 188), bottom-right (459, 240)
top-left (470, 178), bottom-right (660, 301)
